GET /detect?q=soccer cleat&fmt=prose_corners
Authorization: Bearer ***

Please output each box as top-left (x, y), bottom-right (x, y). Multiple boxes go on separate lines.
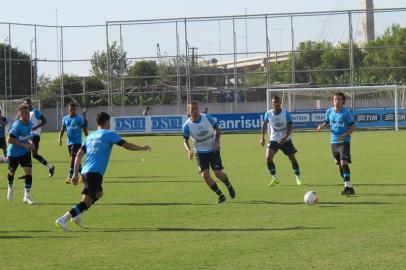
top-left (217, 194), bottom-right (226, 204)
top-left (55, 218), bottom-right (69, 231)
top-left (296, 176), bottom-right (303, 186)
top-left (7, 187), bottom-right (13, 202)
top-left (70, 215), bottom-right (84, 228)
top-left (65, 177), bottom-right (72, 185)
top-left (267, 179), bottom-right (280, 187)
top-left (227, 185), bottom-right (236, 199)
top-left (49, 165), bottom-right (55, 177)
top-left (341, 187), bottom-right (356, 196)
top-left (23, 193), bottom-right (34, 205)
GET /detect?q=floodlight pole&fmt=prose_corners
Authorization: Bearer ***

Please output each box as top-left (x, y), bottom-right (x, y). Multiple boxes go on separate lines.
top-left (105, 22), bottom-right (112, 115)
top-left (290, 16), bottom-right (295, 85)
top-left (184, 19), bottom-right (191, 106)
top-left (119, 24), bottom-right (125, 116)
top-left (265, 15), bottom-right (271, 89)
top-left (232, 18), bottom-right (238, 113)
top-left (59, 26), bottom-right (65, 120)
top-left (34, 25), bottom-right (38, 100)
top-left (175, 21), bottom-right (181, 114)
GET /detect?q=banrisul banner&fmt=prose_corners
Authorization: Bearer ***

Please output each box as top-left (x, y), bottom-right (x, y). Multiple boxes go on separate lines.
top-left (111, 109), bottom-right (406, 134)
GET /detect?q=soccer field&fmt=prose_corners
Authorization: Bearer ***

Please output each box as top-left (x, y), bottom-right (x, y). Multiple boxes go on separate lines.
top-left (1, 131), bottom-right (405, 270)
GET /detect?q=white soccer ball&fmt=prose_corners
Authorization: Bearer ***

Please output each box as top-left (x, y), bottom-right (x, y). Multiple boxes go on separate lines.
top-left (304, 191), bottom-right (318, 205)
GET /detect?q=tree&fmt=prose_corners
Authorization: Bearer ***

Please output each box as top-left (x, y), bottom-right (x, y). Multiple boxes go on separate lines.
top-left (127, 60), bottom-right (159, 86)
top-left (90, 41), bottom-right (128, 80)
top-left (0, 43), bottom-right (34, 98)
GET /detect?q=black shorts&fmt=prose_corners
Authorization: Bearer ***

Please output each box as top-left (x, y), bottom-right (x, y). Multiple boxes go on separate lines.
top-left (331, 142), bottom-right (351, 164)
top-left (82, 172), bottom-right (103, 199)
top-left (32, 135), bottom-right (40, 149)
top-left (0, 137), bottom-right (6, 149)
top-left (8, 152), bottom-right (32, 172)
top-left (195, 151), bottom-right (224, 173)
top-left (68, 144), bottom-right (81, 157)
top-left (268, 140), bottom-right (297, 156)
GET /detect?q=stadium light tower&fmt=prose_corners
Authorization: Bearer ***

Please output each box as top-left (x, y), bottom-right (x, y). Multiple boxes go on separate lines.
top-left (360, 0), bottom-right (375, 42)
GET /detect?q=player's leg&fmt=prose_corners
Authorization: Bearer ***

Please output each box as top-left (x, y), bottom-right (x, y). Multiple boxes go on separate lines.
top-left (56, 173), bottom-right (103, 230)
top-left (210, 151), bottom-right (236, 199)
top-left (282, 141), bottom-right (302, 185)
top-left (196, 152), bottom-right (226, 203)
top-left (266, 143), bottom-right (279, 186)
top-left (340, 142), bottom-right (354, 195)
top-left (31, 136), bottom-right (55, 177)
top-left (6, 157), bottom-right (19, 202)
top-left (22, 166), bottom-right (34, 204)
top-left (0, 138), bottom-right (6, 157)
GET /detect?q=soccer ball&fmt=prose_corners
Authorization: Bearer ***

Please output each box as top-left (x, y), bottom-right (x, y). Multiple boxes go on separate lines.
top-left (304, 191), bottom-right (318, 205)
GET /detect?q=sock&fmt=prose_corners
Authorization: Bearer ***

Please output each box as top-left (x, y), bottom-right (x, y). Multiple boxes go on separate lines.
top-left (209, 183), bottom-right (223, 196)
top-left (344, 181), bottom-right (353, 188)
top-left (291, 160), bottom-right (300, 176)
top-left (220, 176), bottom-right (231, 188)
top-left (33, 154), bottom-right (48, 166)
top-left (69, 202), bottom-right (88, 218)
top-left (69, 168), bottom-right (74, 178)
top-left (7, 174), bottom-right (14, 187)
top-left (339, 167), bottom-right (344, 179)
top-left (267, 162), bottom-right (276, 175)
top-left (342, 164), bottom-right (351, 182)
top-left (24, 175), bottom-right (32, 190)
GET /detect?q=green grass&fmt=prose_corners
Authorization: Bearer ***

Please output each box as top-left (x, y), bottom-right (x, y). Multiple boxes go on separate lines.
top-left (1, 131), bottom-right (406, 270)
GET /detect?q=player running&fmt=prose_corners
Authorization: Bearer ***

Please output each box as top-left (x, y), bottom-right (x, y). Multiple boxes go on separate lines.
top-left (55, 112), bottom-right (151, 231)
top-left (58, 102), bottom-right (88, 184)
top-left (260, 95), bottom-right (302, 186)
top-left (6, 105), bottom-right (35, 204)
top-left (182, 101), bottom-right (236, 204)
top-left (23, 98), bottom-right (55, 177)
top-left (317, 91), bottom-right (356, 196)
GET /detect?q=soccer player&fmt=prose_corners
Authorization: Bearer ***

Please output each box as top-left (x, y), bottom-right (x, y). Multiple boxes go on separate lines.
top-left (182, 101), bottom-right (236, 204)
top-left (260, 95), bottom-right (302, 186)
top-left (23, 98), bottom-right (55, 177)
top-left (317, 92), bottom-right (356, 196)
top-left (55, 112), bottom-right (151, 231)
top-left (6, 105), bottom-right (35, 204)
top-left (0, 109), bottom-right (8, 157)
top-left (58, 102), bottom-right (88, 184)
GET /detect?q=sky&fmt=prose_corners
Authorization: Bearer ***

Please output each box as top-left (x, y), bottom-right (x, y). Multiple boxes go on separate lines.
top-left (0, 0), bottom-right (405, 77)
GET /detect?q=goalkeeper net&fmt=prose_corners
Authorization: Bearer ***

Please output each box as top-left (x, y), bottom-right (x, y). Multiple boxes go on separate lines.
top-left (0, 99), bottom-right (41, 132)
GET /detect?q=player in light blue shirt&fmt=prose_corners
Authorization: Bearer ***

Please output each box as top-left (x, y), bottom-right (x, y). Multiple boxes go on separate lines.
top-left (182, 101), bottom-right (236, 204)
top-left (6, 105), bottom-right (35, 205)
top-left (59, 102), bottom-right (88, 183)
top-left (318, 92), bottom-right (356, 196)
top-left (260, 95), bottom-right (302, 187)
top-left (55, 112), bottom-right (151, 231)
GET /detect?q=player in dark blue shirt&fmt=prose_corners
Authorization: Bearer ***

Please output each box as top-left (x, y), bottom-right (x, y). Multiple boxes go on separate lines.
top-left (6, 105), bottom-right (35, 204)
top-left (0, 109), bottom-right (8, 157)
top-left (318, 92), bottom-right (356, 196)
top-left (58, 102), bottom-right (88, 183)
top-left (55, 112), bottom-right (151, 231)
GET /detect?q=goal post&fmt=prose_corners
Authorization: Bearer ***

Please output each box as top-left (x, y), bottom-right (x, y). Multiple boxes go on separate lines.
top-left (266, 85), bottom-right (405, 131)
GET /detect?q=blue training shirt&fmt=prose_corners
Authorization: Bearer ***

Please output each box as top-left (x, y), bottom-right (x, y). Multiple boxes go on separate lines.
top-left (81, 129), bottom-right (124, 175)
top-left (7, 120), bottom-right (33, 157)
top-left (62, 114), bottom-right (85, 145)
top-left (324, 107), bottom-right (355, 144)
top-left (0, 117), bottom-right (7, 138)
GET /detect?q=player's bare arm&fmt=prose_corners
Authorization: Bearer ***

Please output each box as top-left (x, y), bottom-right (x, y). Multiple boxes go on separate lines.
top-left (32, 115), bottom-right (47, 131)
top-left (260, 121), bottom-right (268, 146)
top-left (183, 138), bottom-right (194, 160)
top-left (8, 136), bottom-right (33, 150)
top-left (58, 126), bottom-right (66, 146)
top-left (338, 124), bottom-right (355, 141)
top-left (122, 141), bottom-right (151, 151)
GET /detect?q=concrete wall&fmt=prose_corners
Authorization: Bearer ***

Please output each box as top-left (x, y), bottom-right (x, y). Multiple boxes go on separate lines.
top-left (41, 102), bottom-right (268, 131)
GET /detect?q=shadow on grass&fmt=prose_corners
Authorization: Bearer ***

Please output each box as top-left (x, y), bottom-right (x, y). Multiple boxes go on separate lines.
top-left (84, 226), bottom-right (331, 233)
top-left (104, 180), bottom-right (200, 184)
top-left (305, 183), bottom-right (406, 187)
top-left (104, 176), bottom-right (178, 179)
top-left (234, 200), bottom-right (398, 205)
top-left (361, 193), bottom-right (406, 197)
top-left (35, 202), bottom-right (214, 206)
